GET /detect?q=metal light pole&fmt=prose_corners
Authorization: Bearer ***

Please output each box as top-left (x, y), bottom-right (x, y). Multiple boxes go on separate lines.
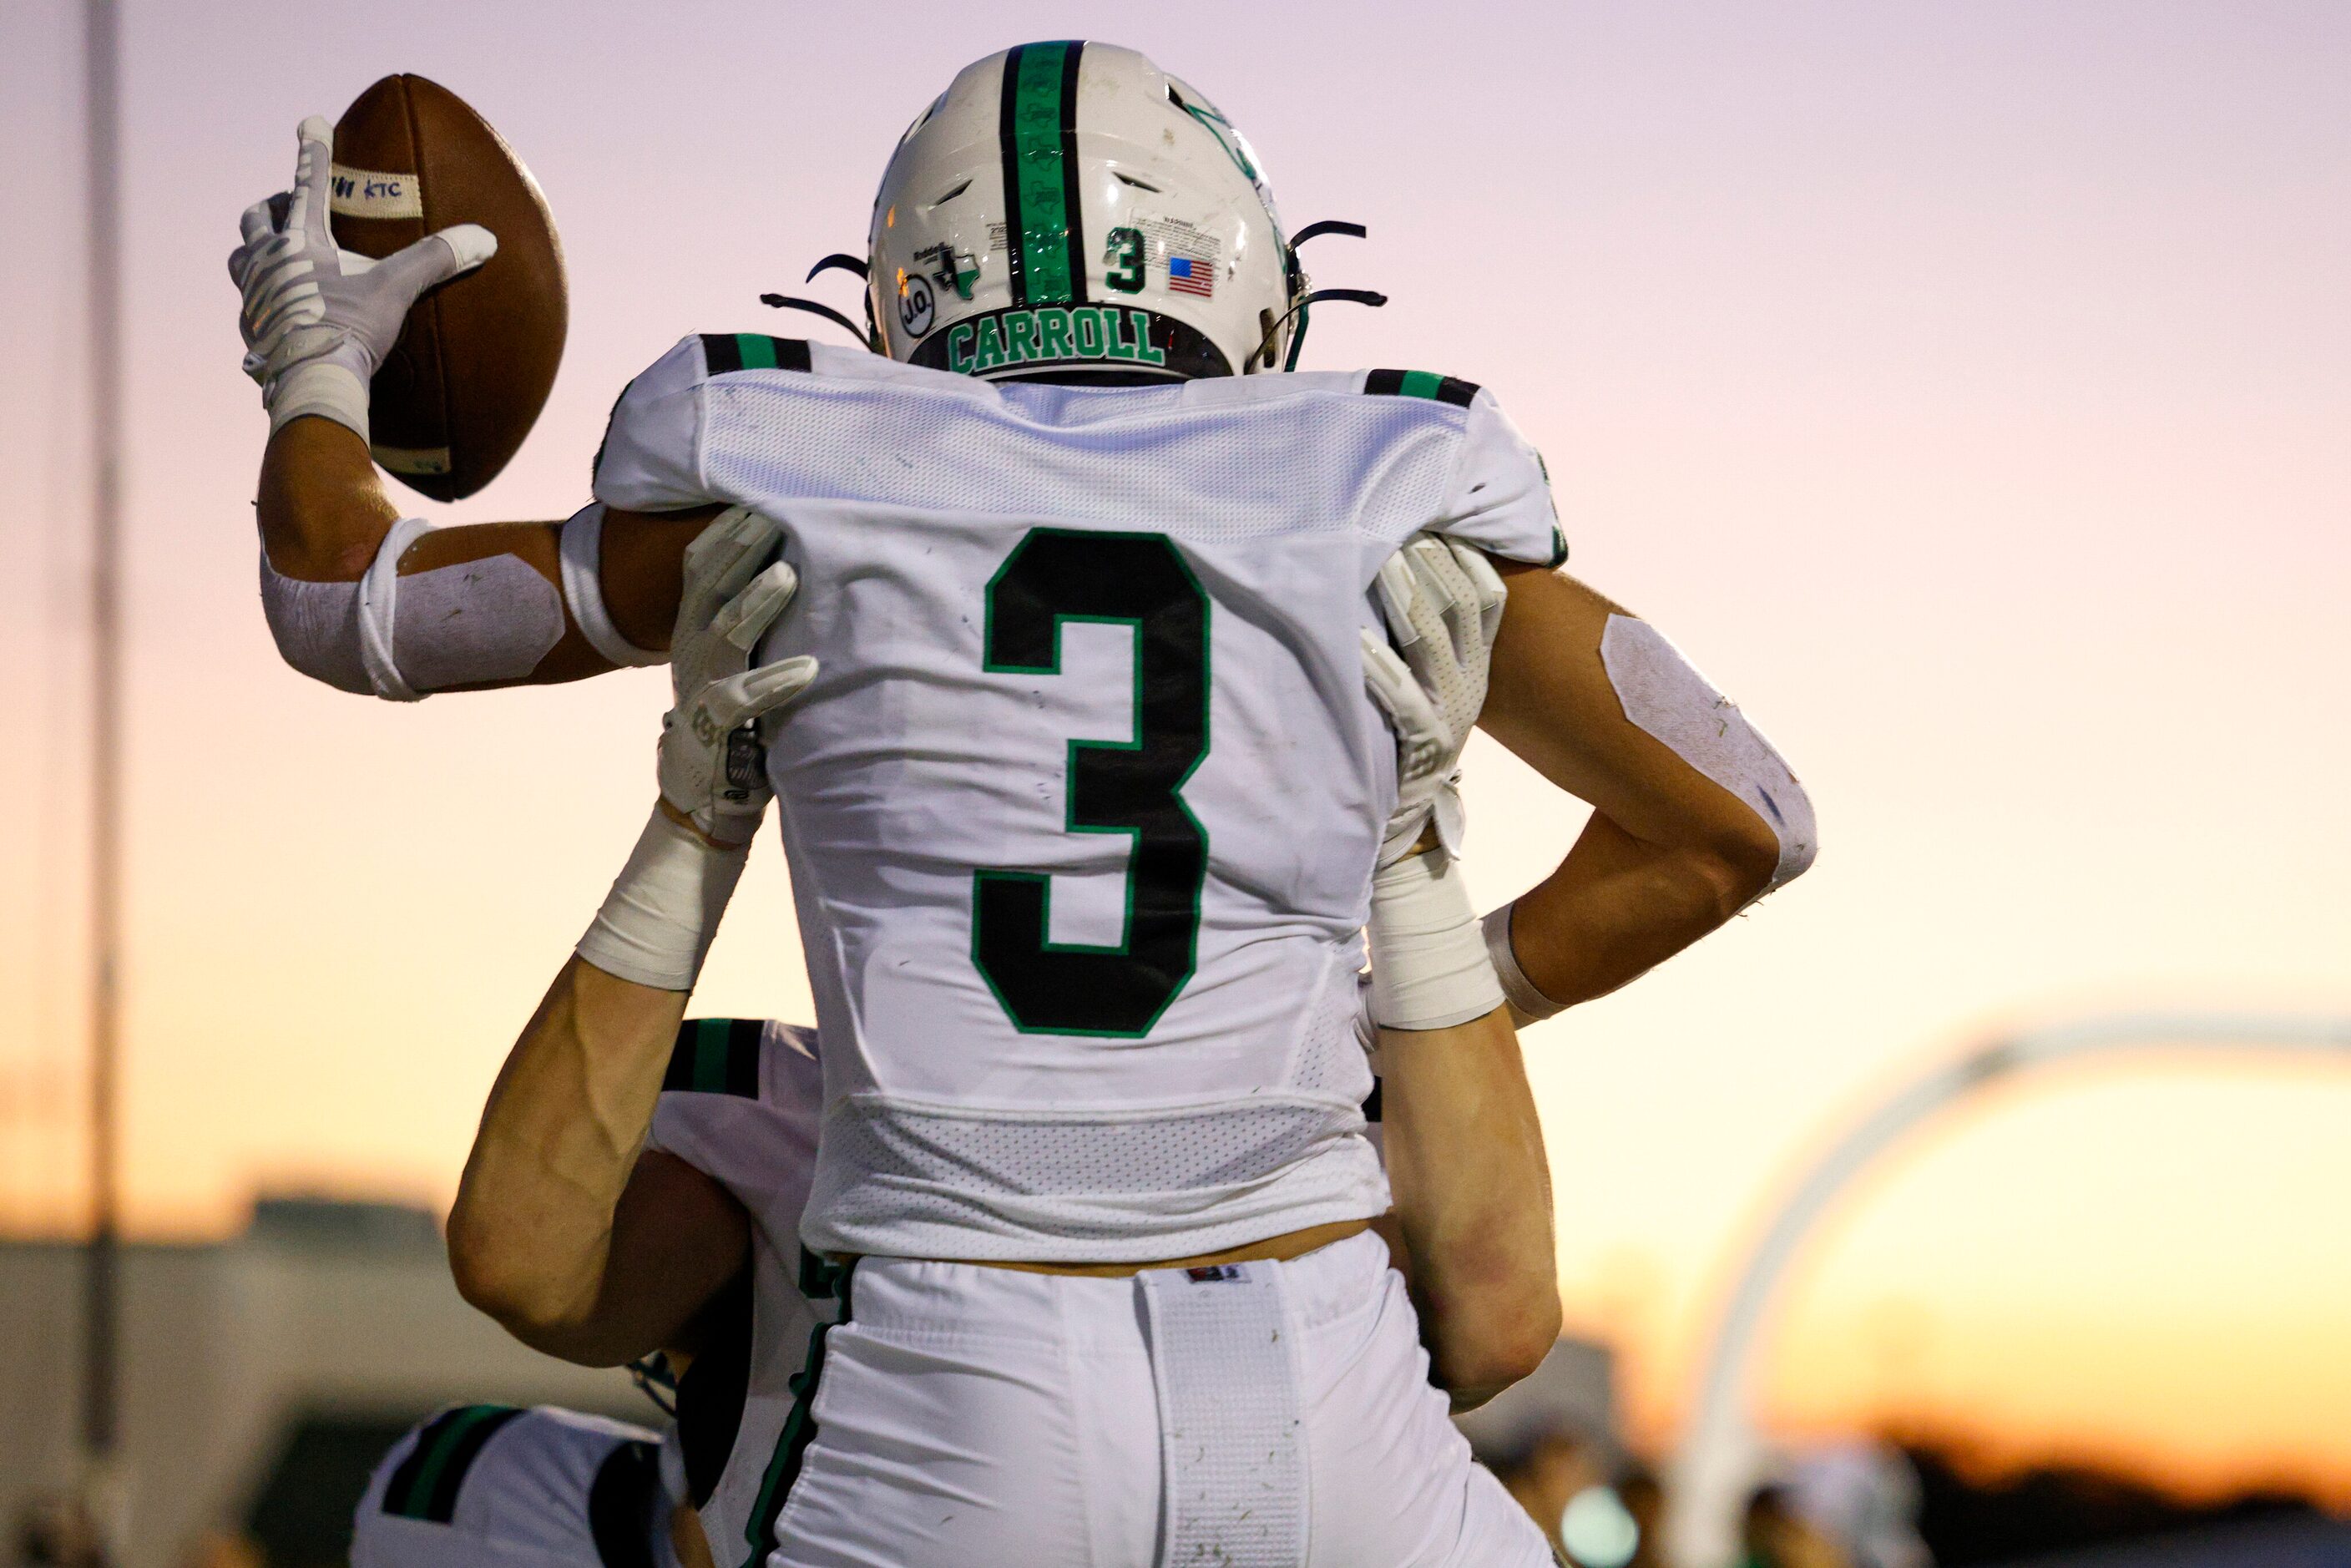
top-left (82, 0), bottom-right (126, 1547)
top-left (1664, 1012), bottom-right (2351, 1568)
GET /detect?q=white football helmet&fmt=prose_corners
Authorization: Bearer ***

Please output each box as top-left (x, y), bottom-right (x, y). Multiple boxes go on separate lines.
top-left (863, 42), bottom-right (1313, 382)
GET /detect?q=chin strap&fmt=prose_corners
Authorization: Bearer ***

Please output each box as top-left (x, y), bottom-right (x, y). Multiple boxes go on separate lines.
top-left (1290, 220), bottom-right (1368, 246)
top-left (1257, 287), bottom-right (1388, 373)
top-left (627, 1353), bottom-right (679, 1419)
top-left (759, 291), bottom-right (877, 351)
top-left (766, 250), bottom-right (885, 352)
top-left (1273, 220), bottom-right (1378, 372)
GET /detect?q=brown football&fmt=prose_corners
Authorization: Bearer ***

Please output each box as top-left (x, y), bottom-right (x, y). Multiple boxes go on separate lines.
top-left (330, 74), bottom-right (566, 501)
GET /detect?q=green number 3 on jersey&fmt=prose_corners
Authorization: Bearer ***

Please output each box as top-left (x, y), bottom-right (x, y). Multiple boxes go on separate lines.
top-left (973, 529), bottom-right (1211, 1036)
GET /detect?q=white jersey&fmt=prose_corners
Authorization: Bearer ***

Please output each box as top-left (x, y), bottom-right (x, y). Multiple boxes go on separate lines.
top-left (596, 338), bottom-right (1563, 1262)
top-left (352, 1404), bottom-right (678, 1568)
top-left (644, 1018), bottom-right (827, 1568)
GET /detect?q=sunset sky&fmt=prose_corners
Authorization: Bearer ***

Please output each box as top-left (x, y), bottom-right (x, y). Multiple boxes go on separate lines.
top-left (1, 0), bottom-right (2346, 1502)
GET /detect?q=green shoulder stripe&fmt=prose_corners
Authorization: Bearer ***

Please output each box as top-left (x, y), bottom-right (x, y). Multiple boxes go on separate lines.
top-left (663, 1018), bottom-right (765, 1098)
top-left (382, 1404), bottom-right (523, 1523)
top-left (700, 334), bottom-right (812, 375)
top-left (1363, 368), bottom-right (1479, 407)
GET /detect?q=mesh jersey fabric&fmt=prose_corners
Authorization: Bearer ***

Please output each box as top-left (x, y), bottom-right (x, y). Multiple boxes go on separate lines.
top-left (352, 1406), bottom-right (677, 1568)
top-left (596, 341), bottom-right (1563, 1262)
top-left (644, 1021), bottom-right (827, 1566)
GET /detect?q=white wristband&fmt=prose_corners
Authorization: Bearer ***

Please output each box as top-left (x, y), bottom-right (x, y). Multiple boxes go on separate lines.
top-left (1481, 900), bottom-right (1565, 1021)
top-left (355, 516), bottom-right (431, 702)
top-left (266, 357), bottom-right (371, 443)
top-left (1368, 850), bottom-right (1504, 1031)
top-left (576, 807), bottom-right (752, 991)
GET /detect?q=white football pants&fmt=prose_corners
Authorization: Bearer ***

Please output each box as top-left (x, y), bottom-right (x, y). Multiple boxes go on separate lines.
top-left (766, 1229), bottom-right (1551, 1567)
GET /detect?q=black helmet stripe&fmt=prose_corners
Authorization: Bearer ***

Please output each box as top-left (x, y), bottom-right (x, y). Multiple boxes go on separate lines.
top-left (999, 41), bottom-right (1089, 308)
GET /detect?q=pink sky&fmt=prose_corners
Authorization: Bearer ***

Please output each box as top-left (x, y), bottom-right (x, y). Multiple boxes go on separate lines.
top-left (1, 0), bottom-right (2346, 1496)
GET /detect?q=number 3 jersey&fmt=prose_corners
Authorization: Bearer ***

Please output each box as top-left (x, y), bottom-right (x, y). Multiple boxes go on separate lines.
top-left (594, 336), bottom-right (1565, 1262)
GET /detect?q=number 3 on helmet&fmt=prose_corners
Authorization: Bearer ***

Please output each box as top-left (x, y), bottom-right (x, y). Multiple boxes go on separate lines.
top-left (867, 42), bottom-right (1311, 383)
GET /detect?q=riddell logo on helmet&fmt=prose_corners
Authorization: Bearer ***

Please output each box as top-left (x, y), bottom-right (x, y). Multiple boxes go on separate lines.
top-left (943, 306), bottom-right (1168, 375)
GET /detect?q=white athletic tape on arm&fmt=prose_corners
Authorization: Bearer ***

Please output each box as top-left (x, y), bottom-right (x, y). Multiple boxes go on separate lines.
top-left (1368, 849), bottom-right (1505, 1031)
top-left (393, 553), bottom-right (564, 691)
top-left (356, 517), bottom-right (431, 701)
top-left (559, 504), bottom-right (666, 668)
top-left (1600, 615), bottom-right (1817, 893)
top-left (260, 530), bottom-right (564, 699)
top-left (575, 807), bottom-right (752, 991)
top-left (265, 359), bottom-right (371, 443)
top-left (1482, 901), bottom-right (1565, 1022)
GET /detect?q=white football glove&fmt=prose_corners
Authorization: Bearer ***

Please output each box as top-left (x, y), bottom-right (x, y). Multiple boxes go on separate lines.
top-left (227, 115), bottom-right (496, 441)
top-left (659, 507), bottom-right (821, 847)
top-left (1357, 534), bottom-right (1513, 1031)
top-left (1360, 533), bottom-right (1508, 867)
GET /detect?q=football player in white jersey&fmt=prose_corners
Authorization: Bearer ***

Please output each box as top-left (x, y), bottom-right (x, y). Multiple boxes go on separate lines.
top-left (231, 39), bottom-right (1815, 1568)
top-left (352, 1404), bottom-right (692, 1568)
top-left (349, 1009), bottom-right (822, 1568)
top-left (442, 503), bottom-right (1569, 1566)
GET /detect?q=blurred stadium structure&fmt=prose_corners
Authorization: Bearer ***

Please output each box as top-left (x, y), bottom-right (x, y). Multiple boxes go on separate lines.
top-left (1666, 1012), bottom-right (2351, 1568)
top-left (0, 1197), bottom-right (644, 1568)
top-left (9, 1024), bottom-right (2351, 1565)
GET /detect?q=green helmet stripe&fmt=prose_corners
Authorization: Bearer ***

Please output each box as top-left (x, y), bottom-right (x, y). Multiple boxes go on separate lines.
top-left (999, 41), bottom-right (1087, 308)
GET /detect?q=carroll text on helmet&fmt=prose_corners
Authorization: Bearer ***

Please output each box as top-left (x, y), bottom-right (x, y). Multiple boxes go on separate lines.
top-left (945, 306), bottom-right (1170, 375)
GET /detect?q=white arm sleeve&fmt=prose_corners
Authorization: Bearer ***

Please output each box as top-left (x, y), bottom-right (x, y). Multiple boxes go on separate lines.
top-left (256, 549), bottom-right (370, 695)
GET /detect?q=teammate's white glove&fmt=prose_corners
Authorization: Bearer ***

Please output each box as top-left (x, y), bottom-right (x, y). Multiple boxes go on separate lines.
top-left (1360, 534), bottom-right (1508, 867)
top-left (1357, 534), bottom-right (1512, 1031)
top-left (227, 116), bottom-right (496, 442)
top-left (576, 508), bottom-right (817, 991)
top-left (659, 507), bottom-right (821, 849)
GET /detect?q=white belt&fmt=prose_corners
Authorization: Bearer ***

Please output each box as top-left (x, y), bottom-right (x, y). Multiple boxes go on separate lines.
top-left (1137, 1259), bottom-right (1309, 1568)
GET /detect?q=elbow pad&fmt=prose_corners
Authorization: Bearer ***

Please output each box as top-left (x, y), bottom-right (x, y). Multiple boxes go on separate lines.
top-left (1600, 615), bottom-right (1817, 893)
top-left (257, 518), bottom-right (564, 701)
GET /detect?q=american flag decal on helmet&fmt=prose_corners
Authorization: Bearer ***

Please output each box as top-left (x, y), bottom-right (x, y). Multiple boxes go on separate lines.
top-left (1165, 255), bottom-right (1214, 298)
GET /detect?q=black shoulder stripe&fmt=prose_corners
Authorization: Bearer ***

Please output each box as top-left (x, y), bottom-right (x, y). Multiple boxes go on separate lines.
top-left (382, 1404), bottom-right (524, 1522)
top-left (586, 1439), bottom-right (665, 1568)
top-left (699, 333), bottom-right (812, 376)
top-left (699, 333), bottom-right (742, 374)
top-left (1363, 368), bottom-right (1480, 407)
top-left (1433, 377), bottom-right (1479, 407)
top-left (663, 1017), bottom-right (766, 1098)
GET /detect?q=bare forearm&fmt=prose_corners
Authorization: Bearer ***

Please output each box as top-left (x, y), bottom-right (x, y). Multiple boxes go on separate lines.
top-left (1479, 564), bottom-right (1792, 1013)
top-left (258, 416), bottom-right (402, 579)
top-left (447, 955), bottom-right (686, 1347)
top-left (1505, 809), bottom-right (1762, 1009)
top-left (1378, 1006), bottom-right (1561, 1409)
